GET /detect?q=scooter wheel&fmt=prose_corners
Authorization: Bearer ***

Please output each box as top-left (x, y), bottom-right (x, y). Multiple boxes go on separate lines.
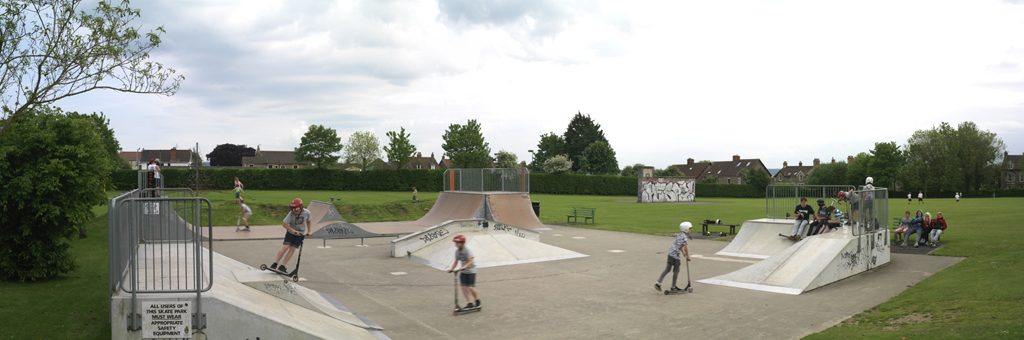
top-left (687, 287), bottom-right (694, 293)
top-left (259, 264), bottom-right (267, 270)
top-left (292, 275), bottom-right (300, 282)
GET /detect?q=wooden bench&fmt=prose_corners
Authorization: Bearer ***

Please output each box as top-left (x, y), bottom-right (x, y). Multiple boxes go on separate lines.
top-left (701, 220), bottom-right (737, 236)
top-left (567, 207), bottom-right (596, 224)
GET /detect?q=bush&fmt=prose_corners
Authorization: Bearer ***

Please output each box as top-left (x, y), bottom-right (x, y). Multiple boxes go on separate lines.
top-left (1, 108), bottom-right (118, 281)
top-left (114, 168), bottom-right (445, 192)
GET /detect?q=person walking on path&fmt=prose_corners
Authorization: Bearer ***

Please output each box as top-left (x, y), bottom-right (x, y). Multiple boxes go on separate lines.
top-left (655, 221), bottom-right (692, 292)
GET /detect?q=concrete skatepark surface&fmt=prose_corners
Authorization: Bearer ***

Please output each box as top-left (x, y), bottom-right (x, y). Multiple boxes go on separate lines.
top-left (714, 218), bottom-right (799, 259)
top-left (214, 225), bottom-right (963, 340)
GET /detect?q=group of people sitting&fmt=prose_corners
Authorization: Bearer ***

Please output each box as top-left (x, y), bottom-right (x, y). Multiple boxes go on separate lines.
top-left (788, 197), bottom-right (842, 239)
top-left (894, 210), bottom-right (948, 247)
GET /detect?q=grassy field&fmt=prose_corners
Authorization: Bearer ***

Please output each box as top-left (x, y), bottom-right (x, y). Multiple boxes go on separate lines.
top-left (0, 205), bottom-right (112, 339)
top-left (2, 191), bottom-right (1021, 339)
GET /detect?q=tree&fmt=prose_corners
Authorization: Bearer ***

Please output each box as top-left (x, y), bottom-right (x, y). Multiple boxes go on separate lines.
top-left (206, 144), bottom-right (256, 166)
top-left (1, 0), bottom-right (183, 120)
top-left (900, 122), bottom-right (1004, 192)
top-left (655, 166), bottom-right (682, 177)
top-left (620, 163), bottom-right (646, 177)
top-left (740, 167), bottom-right (771, 194)
top-left (531, 132), bottom-right (565, 171)
top-left (579, 141), bottom-right (619, 175)
top-left (867, 142), bottom-right (903, 189)
top-left (807, 162), bottom-right (849, 185)
top-left (562, 112), bottom-right (608, 171)
top-left (344, 131), bottom-right (381, 171)
top-left (0, 106), bottom-right (118, 281)
top-left (295, 125), bottom-right (342, 169)
top-left (846, 152), bottom-right (872, 186)
top-left (494, 150), bottom-right (518, 168)
top-left (542, 154), bottom-right (572, 174)
top-left (441, 119), bottom-right (491, 168)
top-left (384, 127), bottom-right (416, 170)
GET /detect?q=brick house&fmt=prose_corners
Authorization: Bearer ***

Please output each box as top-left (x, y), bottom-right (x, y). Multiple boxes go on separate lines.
top-left (241, 150), bottom-right (310, 169)
top-left (404, 152), bottom-right (439, 170)
top-left (1003, 151), bottom-right (1024, 189)
top-left (141, 148), bottom-right (196, 168)
top-left (119, 151), bottom-right (142, 169)
top-left (672, 155), bottom-right (770, 184)
top-left (773, 159), bottom-right (820, 184)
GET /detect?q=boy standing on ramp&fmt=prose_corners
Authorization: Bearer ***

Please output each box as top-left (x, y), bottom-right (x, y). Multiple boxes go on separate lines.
top-left (270, 198), bottom-right (311, 273)
top-left (655, 222), bottom-right (692, 292)
top-left (447, 234), bottom-right (481, 310)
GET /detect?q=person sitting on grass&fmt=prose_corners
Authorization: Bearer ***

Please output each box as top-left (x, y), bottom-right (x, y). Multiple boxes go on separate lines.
top-left (270, 198), bottom-right (311, 273)
top-left (894, 210), bottom-right (911, 243)
top-left (928, 212), bottom-right (948, 247)
top-left (904, 210), bottom-right (925, 247)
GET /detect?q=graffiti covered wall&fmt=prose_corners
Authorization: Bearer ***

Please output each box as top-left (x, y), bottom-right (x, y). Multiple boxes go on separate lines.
top-left (639, 177), bottom-right (695, 203)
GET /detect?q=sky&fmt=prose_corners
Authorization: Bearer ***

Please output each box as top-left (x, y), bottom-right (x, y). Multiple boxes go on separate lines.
top-left (59, 0), bottom-right (1024, 169)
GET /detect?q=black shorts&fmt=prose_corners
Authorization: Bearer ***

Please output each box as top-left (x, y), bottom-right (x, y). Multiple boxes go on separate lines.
top-left (283, 232), bottom-right (305, 247)
top-left (459, 272), bottom-right (476, 287)
top-left (666, 255), bottom-right (681, 267)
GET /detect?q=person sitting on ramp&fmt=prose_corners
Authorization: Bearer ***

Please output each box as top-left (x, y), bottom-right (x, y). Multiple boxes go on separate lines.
top-left (655, 221), bottom-right (691, 292)
top-left (270, 198), bottom-right (311, 273)
top-left (808, 198), bottom-right (832, 235)
top-left (447, 234), bottom-right (480, 310)
top-left (790, 197), bottom-right (814, 239)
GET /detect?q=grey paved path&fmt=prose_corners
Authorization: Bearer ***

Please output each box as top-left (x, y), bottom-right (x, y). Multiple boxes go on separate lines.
top-left (214, 225), bottom-right (962, 340)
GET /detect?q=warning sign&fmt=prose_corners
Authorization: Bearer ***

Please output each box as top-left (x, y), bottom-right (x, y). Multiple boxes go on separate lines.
top-left (141, 300), bottom-right (191, 339)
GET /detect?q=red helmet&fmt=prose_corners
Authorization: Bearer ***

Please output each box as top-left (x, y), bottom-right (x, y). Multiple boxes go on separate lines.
top-left (452, 234), bottom-right (466, 243)
top-left (290, 198), bottom-right (304, 209)
top-left (837, 191), bottom-right (847, 200)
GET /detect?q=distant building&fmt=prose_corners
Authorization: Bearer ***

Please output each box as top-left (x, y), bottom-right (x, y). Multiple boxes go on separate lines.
top-left (404, 152), bottom-right (439, 170)
top-left (141, 147), bottom-right (196, 168)
top-left (672, 155), bottom-right (770, 184)
top-left (242, 149), bottom-right (310, 169)
top-left (773, 159), bottom-right (820, 184)
top-left (1003, 151), bottom-right (1024, 189)
top-left (119, 151), bottom-right (142, 169)
top-left (438, 154), bottom-right (453, 169)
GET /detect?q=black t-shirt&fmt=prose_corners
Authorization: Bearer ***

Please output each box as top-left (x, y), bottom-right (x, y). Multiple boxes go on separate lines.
top-left (815, 205), bottom-right (831, 221)
top-left (794, 204), bottom-right (814, 221)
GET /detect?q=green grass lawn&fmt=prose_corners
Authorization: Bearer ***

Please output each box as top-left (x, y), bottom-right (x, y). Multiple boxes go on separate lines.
top-left (3, 191), bottom-right (1021, 339)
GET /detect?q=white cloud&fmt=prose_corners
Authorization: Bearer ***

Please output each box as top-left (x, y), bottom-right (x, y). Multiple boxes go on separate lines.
top-left (53, 0), bottom-right (1024, 168)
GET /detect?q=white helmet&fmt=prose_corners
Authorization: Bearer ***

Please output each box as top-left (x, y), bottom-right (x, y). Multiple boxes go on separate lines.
top-left (865, 176), bottom-right (874, 184)
top-left (679, 221), bottom-right (692, 232)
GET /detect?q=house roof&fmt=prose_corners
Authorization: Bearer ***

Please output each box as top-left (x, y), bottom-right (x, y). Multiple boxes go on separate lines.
top-left (405, 153), bottom-right (438, 169)
top-left (1006, 153), bottom-right (1024, 170)
top-left (438, 156), bottom-right (453, 169)
top-left (141, 149), bottom-right (193, 163)
top-left (671, 163), bottom-right (710, 179)
top-left (774, 164), bottom-right (815, 180)
top-left (242, 150), bottom-right (308, 165)
top-left (119, 151), bottom-right (140, 162)
top-left (701, 158), bottom-right (769, 178)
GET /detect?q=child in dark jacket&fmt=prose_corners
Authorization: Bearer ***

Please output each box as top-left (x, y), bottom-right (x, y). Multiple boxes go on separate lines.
top-left (928, 212), bottom-right (948, 247)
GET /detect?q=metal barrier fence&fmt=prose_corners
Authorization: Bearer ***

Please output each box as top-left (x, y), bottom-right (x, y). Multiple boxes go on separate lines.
top-left (443, 168), bottom-right (530, 192)
top-left (765, 185), bottom-right (855, 219)
top-left (843, 188), bottom-right (889, 236)
top-left (107, 188), bottom-right (212, 331)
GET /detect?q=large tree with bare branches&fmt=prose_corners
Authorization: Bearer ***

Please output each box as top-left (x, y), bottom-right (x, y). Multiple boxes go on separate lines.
top-left (0, 0), bottom-right (182, 118)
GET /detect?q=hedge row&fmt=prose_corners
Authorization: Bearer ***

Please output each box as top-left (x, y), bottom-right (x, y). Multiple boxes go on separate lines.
top-left (112, 169), bottom-right (1024, 198)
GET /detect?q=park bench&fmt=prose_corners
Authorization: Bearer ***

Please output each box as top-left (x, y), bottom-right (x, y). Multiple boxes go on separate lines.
top-left (567, 207), bottom-right (596, 224)
top-left (701, 219), bottom-right (737, 236)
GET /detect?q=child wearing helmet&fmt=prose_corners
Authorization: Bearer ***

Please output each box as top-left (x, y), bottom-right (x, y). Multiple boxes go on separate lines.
top-left (447, 234), bottom-right (480, 309)
top-left (807, 198), bottom-right (831, 235)
top-left (270, 198), bottom-right (312, 273)
top-left (655, 222), bottom-right (691, 292)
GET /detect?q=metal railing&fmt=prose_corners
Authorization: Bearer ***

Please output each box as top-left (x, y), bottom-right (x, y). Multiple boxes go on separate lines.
top-left (443, 168), bottom-right (530, 192)
top-left (765, 185), bottom-right (856, 219)
top-left (108, 187), bottom-right (212, 331)
top-left (842, 188), bottom-right (889, 236)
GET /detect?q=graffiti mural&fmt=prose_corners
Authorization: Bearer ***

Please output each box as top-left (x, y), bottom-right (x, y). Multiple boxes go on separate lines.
top-left (639, 178), bottom-right (695, 203)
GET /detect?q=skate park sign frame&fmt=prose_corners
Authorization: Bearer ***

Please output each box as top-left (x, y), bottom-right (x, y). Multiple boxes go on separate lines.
top-left (391, 219), bottom-right (539, 257)
top-left (141, 300), bottom-right (192, 338)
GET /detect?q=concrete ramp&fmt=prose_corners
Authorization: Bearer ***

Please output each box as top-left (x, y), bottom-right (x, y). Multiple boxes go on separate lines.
top-left (415, 192), bottom-right (487, 227)
top-left (391, 219), bottom-right (587, 270)
top-left (110, 244), bottom-right (386, 339)
top-left (699, 228), bottom-right (891, 295)
top-left (485, 192), bottom-right (544, 229)
top-left (715, 218), bottom-right (798, 259)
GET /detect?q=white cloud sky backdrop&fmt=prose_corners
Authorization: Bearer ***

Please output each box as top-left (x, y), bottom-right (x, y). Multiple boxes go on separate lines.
top-left (60, 0), bottom-right (1024, 168)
